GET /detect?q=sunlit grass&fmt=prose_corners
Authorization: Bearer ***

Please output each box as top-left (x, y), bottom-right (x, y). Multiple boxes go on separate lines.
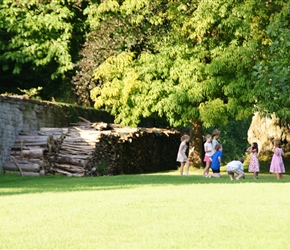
top-left (0, 169), bottom-right (289, 249)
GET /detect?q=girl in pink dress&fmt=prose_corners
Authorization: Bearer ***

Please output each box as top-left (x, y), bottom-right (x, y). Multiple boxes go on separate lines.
top-left (269, 140), bottom-right (285, 179)
top-left (247, 142), bottom-right (260, 179)
top-left (203, 134), bottom-right (213, 177)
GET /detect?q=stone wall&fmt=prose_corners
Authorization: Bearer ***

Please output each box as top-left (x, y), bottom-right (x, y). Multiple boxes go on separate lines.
top-left (0, 96), bottom-right (114, 172)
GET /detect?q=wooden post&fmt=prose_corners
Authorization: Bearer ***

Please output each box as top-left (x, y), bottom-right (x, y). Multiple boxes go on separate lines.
top-left (11, 156), bottom-right (24, 177)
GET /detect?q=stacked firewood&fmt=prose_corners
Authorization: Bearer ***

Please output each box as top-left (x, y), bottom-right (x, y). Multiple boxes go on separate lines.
top-left (43, 126), bottom-right (102, 177)
top-left (5, 117), bottom-right (181, 177)
top-left (42, 117), bottom-right (119, 176)
top-left (85, 127), bottom-right (181, 176)
top-left (43, 122), bottom-right (143, 176)
top-left (3, 128), bottom-right (68, 176)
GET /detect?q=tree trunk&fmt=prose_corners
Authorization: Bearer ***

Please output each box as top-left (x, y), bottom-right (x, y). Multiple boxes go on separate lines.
top-left (189, 121), bottom-right (203, 168)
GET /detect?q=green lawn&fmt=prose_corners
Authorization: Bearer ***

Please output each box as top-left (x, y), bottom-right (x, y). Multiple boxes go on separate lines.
top-left (0, 169), bottom-right (289, 249)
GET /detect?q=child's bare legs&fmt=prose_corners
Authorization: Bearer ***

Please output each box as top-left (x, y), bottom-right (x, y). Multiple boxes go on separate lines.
top-left (185, 160), bottom-right (190, 176)
top-left (236, 173), bottom-right (244, 180)
top-left (228, 172), bottom-right (234, 180)
top-left (253, 172), bottom-right (257, 179)
top-left (203, 162), bottom-right (210, 176)
top-left (276, 173), bottom-right (283, 179)
top-left (180, 162), bottom-right (185, 176)
top-left (211, 173), bottom-right (220, 178)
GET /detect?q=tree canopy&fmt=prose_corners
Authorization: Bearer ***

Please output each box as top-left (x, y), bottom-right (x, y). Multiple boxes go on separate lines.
top-left (0, 0), bottom-right (88, 100)
top-left (0, 0), bottom-right (289, 125)
top-left (252, 2), bottom-right (290, 122)
top-left (89, 0), bottom-right (289, 128)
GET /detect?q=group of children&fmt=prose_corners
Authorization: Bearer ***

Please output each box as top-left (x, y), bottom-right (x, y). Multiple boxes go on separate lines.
top-left (176, 130), bottom-right (286, 180)
top-left (203, 130), bottom-right (222, 178)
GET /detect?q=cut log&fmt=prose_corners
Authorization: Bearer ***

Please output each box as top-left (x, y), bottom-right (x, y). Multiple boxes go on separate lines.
top-left (14, 135), bottom-right (49, 141)
top-left (22, 172), bottom-right (40, 176)
top-left (91, 122), bottom-right (110, 130)
top-left (10, 146), bottom-right (30, 151)
top-left (59, 149), bottom-right (92, 155)
top-left (10, 148), bottom-right (43, 159)
top-left (4, 170), bottom-right (40, 176)
top-left (56, 156), bottom-right (85, 166)
top-left (78, 116), bottom-right (92, 124)
top-left (54, 163), bottom-right (85, 173)
top-left (58, 154), bottom-right (90, 160)
top-left (60, 144), bottom-right (94, 150)
top-left (3, 161), bottom-right (40, 172)
top-left (13, 142), bottom-right (47, 147)
top-left (39, 127), bottom-right (69, 133)
top-left (54, 168), bottom-right (73, 177)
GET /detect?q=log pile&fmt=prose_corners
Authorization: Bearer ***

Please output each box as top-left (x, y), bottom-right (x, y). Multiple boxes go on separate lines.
top-left (4, 118), bottom-right (181, 177)
top-left (43, 126), bottom-right (103, 177)
top-left (3, 128), bottom-right (68, 176)
top-left (85, 127), bottom-right (181, 176)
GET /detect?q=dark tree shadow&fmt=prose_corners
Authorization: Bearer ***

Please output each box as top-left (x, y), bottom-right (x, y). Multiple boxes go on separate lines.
top-left (0, 171), bottom-right (289, 196)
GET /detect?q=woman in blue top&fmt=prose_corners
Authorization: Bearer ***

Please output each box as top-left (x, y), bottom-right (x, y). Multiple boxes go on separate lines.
top-left (207, 144), bottom-right (222, 178)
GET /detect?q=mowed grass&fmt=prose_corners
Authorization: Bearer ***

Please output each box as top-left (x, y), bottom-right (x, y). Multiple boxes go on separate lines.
top-left (0, 168), bottom-right (290, 249)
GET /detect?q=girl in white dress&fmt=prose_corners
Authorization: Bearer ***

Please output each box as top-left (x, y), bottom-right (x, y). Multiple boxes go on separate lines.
top-left (176, 134), bottom-right (190, 176)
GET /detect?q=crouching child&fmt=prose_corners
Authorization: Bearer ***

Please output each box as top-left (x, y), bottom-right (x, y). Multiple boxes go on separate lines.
top-left (226, 158), bottom-right (245, 180)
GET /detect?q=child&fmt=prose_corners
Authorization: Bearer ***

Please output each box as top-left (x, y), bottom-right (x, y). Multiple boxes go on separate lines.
top-left (226, 158), bottom-right (245, 180)
top-left (176, 134), bottom-right (190, 176)
top-left (247, 142), bottom-right (260, 179)
top-left (207, 144), bottom-right (222, 178)
top-left (269, 140), bottom-right (285, 179)
top-left (203, 134), bottom-right (213, 176)
top-left (212, 129), bottom-right (220, 153)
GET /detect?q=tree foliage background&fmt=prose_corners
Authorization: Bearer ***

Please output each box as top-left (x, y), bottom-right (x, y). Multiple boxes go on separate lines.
top-left (0, 0), bottom-right (88, 101)
top-left (89, 0), bottom-right (289, 126)
top-left (1, 0), bottom-right (289, 163)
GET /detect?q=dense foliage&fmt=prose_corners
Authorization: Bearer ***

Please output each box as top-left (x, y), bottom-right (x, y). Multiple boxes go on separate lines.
top-left (1, 0), bottom-right (289, 122)
top-left (72, 13), bottom-right (154, 106)
top-left (0, 0), bottom-right (88, 101)
top-left (252, 3), bottom-right (290, 123)
top-left (90, 0), bottom-right (289, 127)
top-left (1, 0), bottom-right (290, 162)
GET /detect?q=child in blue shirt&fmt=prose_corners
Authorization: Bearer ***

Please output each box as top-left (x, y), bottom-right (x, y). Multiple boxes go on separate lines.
top-left (207, 144), bottom-right (222, 178)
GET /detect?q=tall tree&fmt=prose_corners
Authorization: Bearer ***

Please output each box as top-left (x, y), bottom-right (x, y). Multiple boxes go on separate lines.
top-left (89, 0), bottom-right (288, 166)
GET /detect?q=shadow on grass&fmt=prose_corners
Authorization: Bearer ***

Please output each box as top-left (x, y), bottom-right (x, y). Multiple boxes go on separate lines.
top-left (0, 171), bottom-right (289, 196)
